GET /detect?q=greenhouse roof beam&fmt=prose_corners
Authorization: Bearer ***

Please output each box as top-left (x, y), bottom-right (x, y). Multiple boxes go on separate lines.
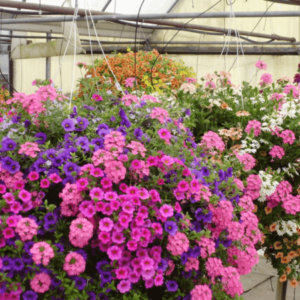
top-left (1, 0), bottom-right (300, 19)
top-left (101, 0), bottom-right (112, 11)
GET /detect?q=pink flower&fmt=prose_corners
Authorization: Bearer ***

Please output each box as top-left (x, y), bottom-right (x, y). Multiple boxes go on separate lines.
top-left (30, 241), bottom-right (54, 266)
top-left (99, 218), bottom-right (114, 232)
top-left (166, 232), bottom-right (189, 256)
top-left (141, 257), bottom-right (154, 271)
top-left (205, 81), bottom-right (216, 89)
top-left (69, 218), bottom-right (93, 248)
top-left (30, 273), bottom-right (51, 293)
top-left (98, 231), bottom-right (110, 244)
top-left (269, 145), bottom-right (285, 160)
top-left (40, 179), bottom-right (50, 188)
top-left (92, 94), bottom-right (103, 101)
top-left (259, 73), bottom-right (273, 86)
top-left (158, 128), bottom-right (171, 140)
top-left (117, 280), bottom-right (131, 293)
top-left (131, 159), bottom-right (142, 170)
top-left (245, 120), bottom-right (261, 137)
top-left (125, 77), bottom-right (137, 88)
top-left (18, 190), bottom-right (32, 202)
top-left (49, 173), bottom-right (62, 183)
top-left (255, 60), bottom-right (267, 70)
top-left (280, 129), bottom-right (295, 145)
top-left (63, 252), bottom-right (86, 276)
top-left (3, 192), bottom-right (15, 204)
top-left (107, 245), bottom-right (123, 260)
top-left (116, 267), bottom-right (129, 279)
top-left (3, 227), bottom-right (15, 239)
top-left (161, 155), bottom-right (174, 166)
top-left (191, 285), bottom-right (212, 300)
top-left (28, 171), bottom-right (39, 181)
top-left (90, 187), bottom-right (104, 200)
top-left (177, 180), bottom-right (189, 192)
top-left (15, 217), bottom-right (38, 241)
top-left (160, 204), bottom-right (174, 218)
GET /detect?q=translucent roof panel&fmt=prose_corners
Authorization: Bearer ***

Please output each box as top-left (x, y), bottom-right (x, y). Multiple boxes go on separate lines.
top-left (9, 0), bottom-right (111, 11)
top-left (105, 0), bottom-right (178, 14)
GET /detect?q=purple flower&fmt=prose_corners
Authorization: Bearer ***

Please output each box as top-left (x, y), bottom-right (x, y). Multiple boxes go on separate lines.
top-left (52, 153), bottom-right (65, 167)
top-left (12, 258), bottom-right (24, 271)
top-left (110, 116), bottom-right (116, 122)
top-left (22, 291), bottom-right (38, 300)
top-left (24, 119), bottom-right (31, 128)
top-left (1, 157), bottom-right (20, 174)
top-left (185, 109), bottom-right (191, 116)
top-left (96, 260), bottom-right (110, 274)
top-left (97, 129), bottom-right (110, 138)
top-left (164, 221), bottom-right (178, 236)
top-left (22, 253), bottom-right (33, 264)
top-left (74, 277), bottom-right (87, 290)
top-left (75, 249), bottom-right (87, 260)
top-left (76, 137), bottom-right (90, 151)
top-left (76, 117), bottom-right (89, 131)
top-left (98, 123), bottom-right (109, 131)
top-left (12, 114), bottom-right (21, 124)
top-left (201, 166), bottom-right (210, 177)
top-left (117, 126), bottom-right (127, 136)
top-left (2, 257), bottom-right (12, 271)
top-left (98, 294), bottom-right (109, 300)
top-left (1, 138), bottom-right (16, 151)
top-left (166, 281), bottom-right (178, 292)
top-left (294, 73), bottom-right (300, 84)
top-left (33, 158), bottom-right (47, 173)
top-left (87, 292), bottom-right (97, 300)
top-left (24, 241), bottom-right (34, 253)
top-left (63, 162), bottom-right (80, 176)
top-left (51, 277), bottom-right (62, 287)
top-left (61, 119), bottom-right (75, 131)
top-left (35, 132), bottom-right (47, 144)
top-left (134, 128), bottom-right (143, 140)
top-left (192, 221), bottom-right (202, 233)
top-left (54, 243), bottom-right (64, 253)
top-left (45, 149), bottom-right (56, 160)
top-left (83, 105), bottom-right (95, 111)
top-left (181, 252), bottom-right (188, 265)
top-left (91, 138), bottom-right (104, 151)
top-left (62, 176), bottom-right (76, 185)
top-left (100, 271), bottom-right (112, 284)
top-left (195, 208), bottom-right (203, 221)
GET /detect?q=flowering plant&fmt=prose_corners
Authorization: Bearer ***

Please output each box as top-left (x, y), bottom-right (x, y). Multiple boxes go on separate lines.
top-left (180, 62), bottom-right (300, 287)
top-left (77, 49), bottom-right (195, 97)
top-left (0, 64), bottom-right (259, 299)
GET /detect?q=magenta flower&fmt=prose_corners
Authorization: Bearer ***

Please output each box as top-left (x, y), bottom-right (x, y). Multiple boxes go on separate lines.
top-left (3, 192), bottom-right (15, 204)
top-left (98, 231), bottom-right (111, 244)
top-left (92, 94), bottom-right (103, 101)
top-left (116, 267), bottom-right (129, 280)
top-left (90, 187), bottom-right (104, 200)
top-left (127, 240), bottom-right (138, 251)
top-left (18, 190), bottom-right (32, 202)
top-left (151, 222), bottom-right (163, 235)
top-left (160, 204), bottom-right (174, 218)
top-left (104, 191), bottom-right (118, 201)
top-left (99, 218), bottom-right (114, 232)
top-left (3, 227), bottom-right (15, 239)
top-left (141, 257), bottom-right (154, 271)
top-left (127, 186), bottom-right (139, 196)
top-left (90, 168), bottom-right (104, 177)
top-left (122, 202), bottom-right (135, 214)
top-left (110, 200), bottom-right (121, 211)
top-left (107, 245), bottom-right (122, 261)
top-left (40, 179), bottom-right (50, 188)
top-left (112, 231), bottom-right (125, 244)
top-left (161, 155), bottom-right (174, 166)
top-left (117, 280), bottom-right (131, 293)
top-left (131, 159), bottom-right (142, 170)
top-left (177, 180), bottom-right (189, 192)
top-left (28, 171), bottom-right (39, 181)
top-left (158, 128), bottom-right (171, 140)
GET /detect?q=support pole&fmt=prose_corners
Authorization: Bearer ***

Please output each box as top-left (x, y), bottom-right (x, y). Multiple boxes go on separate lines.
top-left (45, 32), bottom-right (51, 80)
top-left (275, 280), bottom-right (287, 300)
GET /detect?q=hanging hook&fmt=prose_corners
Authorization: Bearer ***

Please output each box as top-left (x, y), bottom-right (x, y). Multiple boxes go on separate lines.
top-left (192, 0), bottom-right (194, 8)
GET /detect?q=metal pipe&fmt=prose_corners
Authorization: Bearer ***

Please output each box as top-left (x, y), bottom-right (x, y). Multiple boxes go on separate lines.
top-left (0, 33), bottom-right (64, 39)
top-left (82, 40), bottom-right (300, 45)
top-left (0, 15), bottom-right (295, 42)
top-left (85, 45), bottom-right (300, 55)
top-left (167, 0), bottom-right (181, 13)
top-left (102, 0), bottom-right (112, 11)
top-left (0, 0), bottom-right (295, 42)
top-left (1, 0), bottom-right (300, 19)
top-left (45, 32), bottom-right (51, 80)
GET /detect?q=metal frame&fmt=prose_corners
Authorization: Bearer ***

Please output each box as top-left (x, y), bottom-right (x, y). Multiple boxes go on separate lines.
top-left (101, 0), bottom-right (112, 11)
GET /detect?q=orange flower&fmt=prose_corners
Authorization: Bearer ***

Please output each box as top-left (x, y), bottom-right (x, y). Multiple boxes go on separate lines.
top-left (275, 252), bottom-right (284, 259)
top-left (274, 241), bottom-right (282, 250)
top-left (261, 235), bottom-right (266, 244)
top-left (288, 251), bottom-right (297, 259)
top-left (286, 266), bottom-right (292, 274)
top-left (281, 256), bottom-right (290, 264)
top-left (280, 275), bottom-right (287, 282)
top-left (265, 207), bottom-right (272, 214)
top-left (289, 279), bottom-right (298, 288)
top-left (252, 205), bottom-right (258, 213)
top-left (221, 102), bottom-right (229, 109)
top-left (269, 223), bottom-right (277, 232)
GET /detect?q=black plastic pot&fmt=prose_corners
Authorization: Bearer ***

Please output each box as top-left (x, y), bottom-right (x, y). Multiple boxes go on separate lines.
top-left (146, 286), bottom-right (165, 300)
